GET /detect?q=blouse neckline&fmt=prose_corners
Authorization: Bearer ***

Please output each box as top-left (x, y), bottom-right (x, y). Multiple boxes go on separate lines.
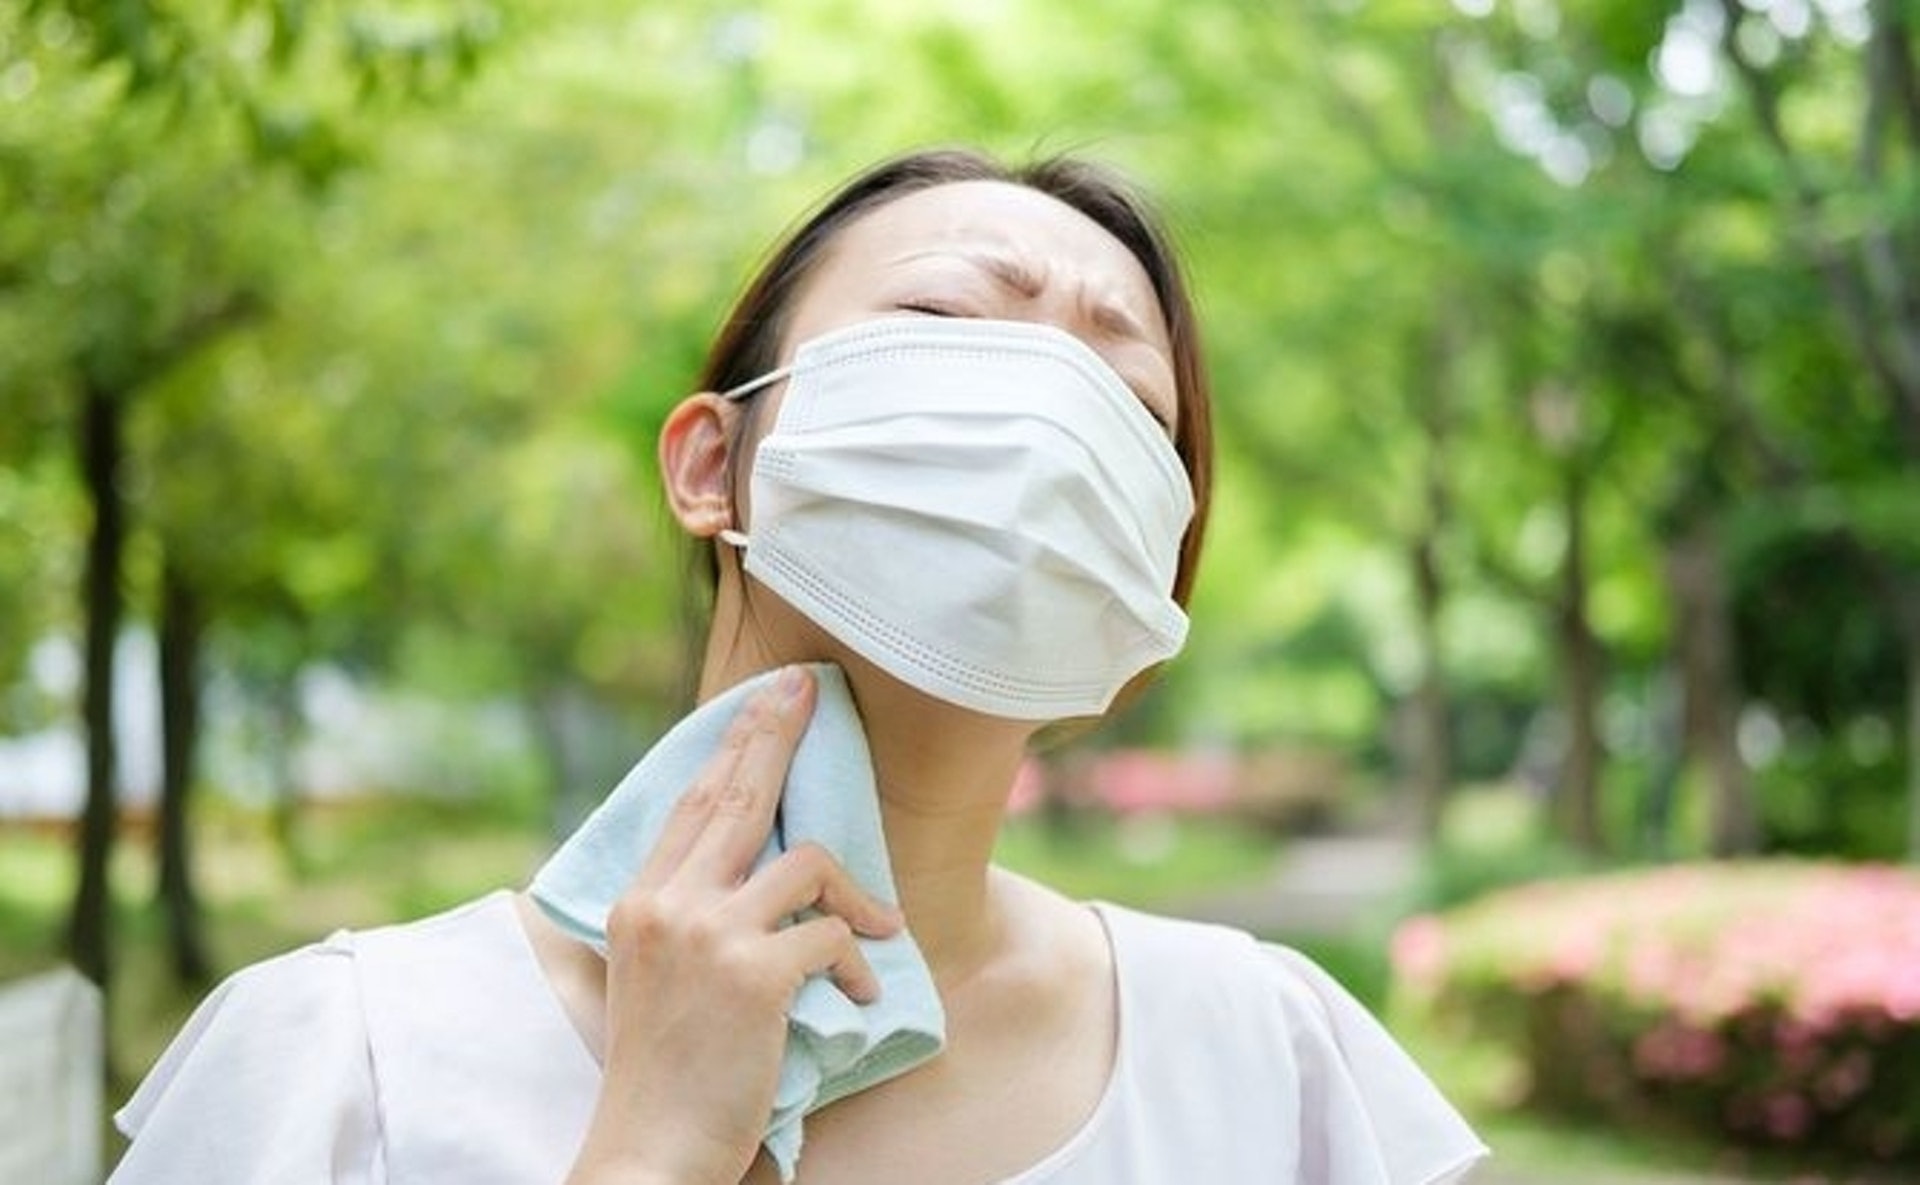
top-left (491, 889), bottom-right (1133, 1184)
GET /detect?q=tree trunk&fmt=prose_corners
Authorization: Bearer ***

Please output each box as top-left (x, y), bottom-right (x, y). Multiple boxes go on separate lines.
top-left (1554, 464), bottom-right (1606, 854)
top-left (1664, 516), bottom-right (1761, 856)
top-left (157, 558), bottom-right (211, 984)
top-left (1637, 668), bottom-right (1685, 859)
top-left (1404, 306), bottom-right (1457, 841)
top-left (1408, 532), bottom-right (1451, 839)
top-left (65, 381), bottom-right (125, 993)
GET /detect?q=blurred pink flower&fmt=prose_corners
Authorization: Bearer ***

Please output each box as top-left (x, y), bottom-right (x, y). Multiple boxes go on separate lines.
top-left (1090, 750), bottom-right (1236, 815)
top-left (1762, 1091), bottom-right (1812, 1141)
top-left (1005, 758), bottom-right (1046, 816)
top-left (1391, 915), bottom-right (1448, 994)
top-left (1633, 1020), bottom-right (1726, 1082)
top-left (1548, 927), bottom-right (1605, 986)
top-left (1814, 1050), bottom-right (1872, 1109)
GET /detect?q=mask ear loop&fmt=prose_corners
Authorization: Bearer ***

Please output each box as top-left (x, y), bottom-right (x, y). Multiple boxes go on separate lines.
top-left (715, 364), bottom-right (791, 547)
top-left (721, 365), bottom-right (791, 403)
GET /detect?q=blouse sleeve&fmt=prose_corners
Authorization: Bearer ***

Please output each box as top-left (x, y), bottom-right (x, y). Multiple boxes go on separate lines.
top-left (1263, 944), bottom-right (1489, 1185)
top-left (109, 936), bottom-right (382, 1185)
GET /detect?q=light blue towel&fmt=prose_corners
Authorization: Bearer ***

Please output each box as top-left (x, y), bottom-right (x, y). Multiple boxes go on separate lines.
top-left (528, 663), bottom-right (946, 1180)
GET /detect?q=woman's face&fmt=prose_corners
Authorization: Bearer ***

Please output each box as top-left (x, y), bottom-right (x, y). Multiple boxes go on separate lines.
top-left (766, 180), bottom-right (1180, 435)
top-left (699, 178), bottom-right (1189, 713)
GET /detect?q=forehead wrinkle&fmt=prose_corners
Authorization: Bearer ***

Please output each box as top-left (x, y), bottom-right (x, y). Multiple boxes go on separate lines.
top-left (893, 246), bottom-right (1159, 348)
top-left (891, 246), bottom-right (1043, 299)
top-left (978, 250), bottom-right (1049, 301)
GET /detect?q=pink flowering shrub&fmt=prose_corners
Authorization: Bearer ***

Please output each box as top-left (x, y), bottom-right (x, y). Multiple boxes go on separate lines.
top-left (1009, 746), bottom-right (1342, 826)
top-left (1391, 862), bottom-right (1920, 1166)
top-left (1007, 750), bottom-right (1243, 817)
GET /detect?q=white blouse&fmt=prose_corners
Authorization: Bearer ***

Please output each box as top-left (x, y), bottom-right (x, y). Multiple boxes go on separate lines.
top-left (111, 891), bottom-right (1487, 1184)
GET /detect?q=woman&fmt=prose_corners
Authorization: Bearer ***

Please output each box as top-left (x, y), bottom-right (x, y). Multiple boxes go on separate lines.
top-left (111, 148), bottom-right (1488, 1185)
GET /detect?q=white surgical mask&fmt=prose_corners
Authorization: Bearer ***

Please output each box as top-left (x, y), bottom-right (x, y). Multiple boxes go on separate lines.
top-left (718, 316), bottom-right (1193, 721)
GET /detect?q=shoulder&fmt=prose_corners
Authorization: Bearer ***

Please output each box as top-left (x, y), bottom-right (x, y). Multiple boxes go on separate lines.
top-left (1094, 902), bottom-right (1322, 1022)
top-left (118, 933), bottom-right (366, 1128)
top-left (112, 892), bottom-right (523, 1184)
top-left (344, 888), bottom-right (524, 970)
top-left (1096, 904), bottom-right (1489, 1185)
top-left (1091, 899), bottom-right (1269, 970)
top-left (1095, 904), bottom-right (1351, 1073)
top-left (1095, 902), bottom-right (1388, 1039)
top-left (111, 934), bottom-right (379, 1182)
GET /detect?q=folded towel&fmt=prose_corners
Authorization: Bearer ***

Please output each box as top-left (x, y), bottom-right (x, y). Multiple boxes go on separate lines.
top-left (528, 663), bottom-right (946, 1180)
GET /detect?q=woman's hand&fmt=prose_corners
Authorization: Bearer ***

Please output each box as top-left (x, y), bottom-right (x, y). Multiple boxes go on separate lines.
top-left (566, 666), bottom-right (904, 1185)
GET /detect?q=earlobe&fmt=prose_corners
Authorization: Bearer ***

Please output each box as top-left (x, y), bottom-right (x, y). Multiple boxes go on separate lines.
top-left (658, 393), bottom-right (739, 538)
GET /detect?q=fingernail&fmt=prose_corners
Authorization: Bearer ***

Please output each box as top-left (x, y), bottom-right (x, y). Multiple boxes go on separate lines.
top-left (778, 664), bottom-right (809, 701)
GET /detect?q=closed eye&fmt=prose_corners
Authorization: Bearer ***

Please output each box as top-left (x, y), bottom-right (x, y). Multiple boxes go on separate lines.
top-left (896, 300), bottom-right (963, 317)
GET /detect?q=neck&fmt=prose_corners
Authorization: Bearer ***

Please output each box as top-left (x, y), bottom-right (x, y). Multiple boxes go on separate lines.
top-left (693, 597), bottom-right (1034, 986)
top-left (861, 683), bottom-right (1030, 988)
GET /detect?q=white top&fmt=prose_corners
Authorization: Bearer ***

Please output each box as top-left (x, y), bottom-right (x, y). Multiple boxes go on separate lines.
top-left (110, 891), bottom-right (1488, 1184)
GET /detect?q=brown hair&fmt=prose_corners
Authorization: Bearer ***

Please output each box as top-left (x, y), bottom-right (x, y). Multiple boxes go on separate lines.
top-left (695, 146), bottom-right (1214, 605)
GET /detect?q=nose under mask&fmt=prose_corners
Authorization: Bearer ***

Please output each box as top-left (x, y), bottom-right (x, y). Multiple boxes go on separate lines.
top-left (718, 316), bottom-right (1192, 721)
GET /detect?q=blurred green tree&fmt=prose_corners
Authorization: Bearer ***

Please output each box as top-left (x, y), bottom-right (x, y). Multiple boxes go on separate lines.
top-left (0, 0), bottom-right (495, 992)
top-left (1455, 0), bottom-right (1920, 857)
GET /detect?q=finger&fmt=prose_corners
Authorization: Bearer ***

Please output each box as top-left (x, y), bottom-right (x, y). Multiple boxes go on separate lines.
top-left (680, 666), bottom-right (815, 882)
top-left (728, 842), bottom-right (904, 939)
top-left (769, 914), bottom-right (883, 1005)
top-left (632, 688), bottom-right (767, 890)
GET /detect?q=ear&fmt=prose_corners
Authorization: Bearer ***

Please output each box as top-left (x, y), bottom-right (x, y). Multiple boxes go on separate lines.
top-left (658, 393), bottom-right (741, 538)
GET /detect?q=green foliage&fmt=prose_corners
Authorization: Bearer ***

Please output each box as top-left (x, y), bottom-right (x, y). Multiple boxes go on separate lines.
top-left (0, 455), bottom-right (78, 711)
top-left (1410, 823), bottom-right (1603, 916)
top-left (1287, 931), bottom-right (1394, 1015)
top-left (1396, 785), bottom-right (1604, 913)
top-left (992, 813), bottom-right (1278, 909)
top-left (1755, 730), bottom-right (1909, 861)
top-left (0, 0), bottom-right (1916, 980)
